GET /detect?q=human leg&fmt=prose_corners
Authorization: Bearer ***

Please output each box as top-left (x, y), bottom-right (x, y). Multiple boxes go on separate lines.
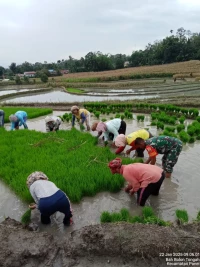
top-left (137, 186), bottom-right (152, 206)
top-left (0, 110), bottom-right (5, 127)
top-left (150, 172), bottom-right (165, 196)
top-left (85, 113), bottom-right (90, 131)
top-left (56, 193), bottom-right (72, 225)
top-left (118, 121), bottom-right (126, 135)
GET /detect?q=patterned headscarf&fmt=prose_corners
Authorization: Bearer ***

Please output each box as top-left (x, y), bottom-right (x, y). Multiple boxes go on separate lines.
top-left (9, 115), bottom-right (18, 122)
top-left (26, 171), bottom-right (48, 188)
top-left (71, 106), bottom-right (79, 112)
top-left (96, 122), bottom-right (107, 133)
top-left (115, 134), bottom-right (127, 147)
top-left (91, 121), bottom-right (99, 131)
top-left (108, 158), bottom-right (122, 170)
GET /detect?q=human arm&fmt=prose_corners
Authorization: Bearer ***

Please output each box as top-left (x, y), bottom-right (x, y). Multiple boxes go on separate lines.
top-left (18, 114), bottom-right (28, 129)
top-left (145, 156), bottom-right (156, 165)
top-left (80, 112), bottom-right (86, 124)
top-left (10, 122), bottom-right (15, 131)
top-left (72, 115), bottom-right (75, 126)
top-left (29, 187), bottom-right (39, 208)
top-left (145, 145), bottom-right (158, 164)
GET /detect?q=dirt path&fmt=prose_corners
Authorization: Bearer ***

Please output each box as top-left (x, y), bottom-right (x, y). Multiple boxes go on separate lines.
top-left (1, 218), bottom-right (200, 267)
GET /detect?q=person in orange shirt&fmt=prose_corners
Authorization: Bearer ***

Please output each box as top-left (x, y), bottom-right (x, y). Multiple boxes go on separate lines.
top-left (108, 158), bottom-right (165, 206)
top-left (135, 136), bottom-right (182, 178)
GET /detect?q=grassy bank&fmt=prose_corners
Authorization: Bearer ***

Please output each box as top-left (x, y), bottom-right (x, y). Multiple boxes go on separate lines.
top-left (0, 128), bottom-right (142, 203)
top-left (0, 107), bottom-right (52, 123)
top-left (66, 88), bottom-right (84, 94)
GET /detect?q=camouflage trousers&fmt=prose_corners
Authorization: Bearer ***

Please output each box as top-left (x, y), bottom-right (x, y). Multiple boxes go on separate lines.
top-left (162, 140), bottom-right (183, 173)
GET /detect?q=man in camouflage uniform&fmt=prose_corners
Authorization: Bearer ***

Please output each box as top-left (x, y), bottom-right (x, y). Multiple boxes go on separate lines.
top-left (135, 136), bottom-right (182, 178)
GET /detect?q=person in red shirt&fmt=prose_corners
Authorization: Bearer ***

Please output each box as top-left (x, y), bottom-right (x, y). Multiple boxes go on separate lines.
top-left (108, 158), bottom-right (165, 206)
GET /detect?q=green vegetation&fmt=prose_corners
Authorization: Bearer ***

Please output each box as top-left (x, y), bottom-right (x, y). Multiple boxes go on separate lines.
top-left (176, 209), bottom-right (189, 224)
top-left (60, 112), bottom-right (72, 122)
top-left (137, 115), bottom-right (145, 122)
top-left (100, 207), bottom-right (171, 226)
top-left (0, 128), bottom-right (142, 203)
top-left (66, 88), bottom-right (84, 94)
top-left (21, 209), bottom-right (31, 224)
top-left (0, 107), bottom-right (52, 123)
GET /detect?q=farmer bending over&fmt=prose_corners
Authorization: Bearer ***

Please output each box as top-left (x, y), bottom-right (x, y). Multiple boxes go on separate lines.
top-left (91, 118), bottom-right (126, 145)
top-left (115, 129), bottom-right (153, 156)
top-left (71, 105), bottom-right (90, 131)
top-left (27, 171), bottom-right (73, 225)
top-left (135, 136), bottom-right (182, 178)
top-left (45, 116), bottom-right (62, 132)
top-left (0, 109), bottom-right (5, 127)
top-left (108, 158), bottom-right (165, 206)
top-left (9, 110), bottom-right (28, 130)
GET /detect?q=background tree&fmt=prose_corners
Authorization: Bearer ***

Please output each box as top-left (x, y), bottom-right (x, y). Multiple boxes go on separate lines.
top-left (9, 62), bottom-right (17, 74)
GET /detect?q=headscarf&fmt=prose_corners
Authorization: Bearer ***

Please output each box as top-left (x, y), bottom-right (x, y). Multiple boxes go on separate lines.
top-left (96, 122), bottom-right (107, 133)
top-left (115, 134), bottom-right (126, 147)
top-left (45, 116), bottom-right (54, 123)
top-left (9, 115), bottom-right (18, 122)
top-left (26, 171), bottom-right (48, 188)
top-left (91, 121), bottom-right (99, 131)
top-left (108, 158), bottom-right (122, 170)
top-left (71, 106), bottom-right (79, 112)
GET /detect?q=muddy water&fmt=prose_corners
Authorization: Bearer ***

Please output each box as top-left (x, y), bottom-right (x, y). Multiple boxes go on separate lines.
top-left (1, 111), bottom-right (200, 237)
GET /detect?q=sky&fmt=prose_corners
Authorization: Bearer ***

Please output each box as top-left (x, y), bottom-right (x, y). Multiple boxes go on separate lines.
top-left (0, 0), bottom-right (200, 67)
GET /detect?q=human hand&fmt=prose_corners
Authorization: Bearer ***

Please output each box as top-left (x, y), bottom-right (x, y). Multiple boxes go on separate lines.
top-left (29, 203), bottom-right (37, 209)
top-left (126, 149), bottom-right (131, 155)
top-left (129, 189), bottom-right (134, 196)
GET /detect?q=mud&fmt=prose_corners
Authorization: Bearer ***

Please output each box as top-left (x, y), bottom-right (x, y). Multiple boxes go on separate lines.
top-left (1, 218), bottom-right (200, 267)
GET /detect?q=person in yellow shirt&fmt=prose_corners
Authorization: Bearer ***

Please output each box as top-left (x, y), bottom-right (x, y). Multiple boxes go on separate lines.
top-left (71, 106), bottom-right (90, 131)
top-left (114, 129), bottom-right (153, 156)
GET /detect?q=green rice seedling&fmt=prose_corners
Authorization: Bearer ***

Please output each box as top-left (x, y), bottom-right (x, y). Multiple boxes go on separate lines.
top-left (110, 212), bottom-right (123, 222)
top-left (177, 124), bottom-right (185, 133)
top-left (94, 111), bottom-right (101, 119)
top-left (188, 136), bottom-right (195, 143)
top-left (187, 126), bottom-right (196, 136)
top-left (179, 130), bottom-right (189, 143)
top-left (101, 118), bottom-right (107, 122)
top-left (110, 117), bottom-right (113, 120)
top-left (156, 122), bottom-right (164, 130)
top-left (151, 121), bottom-right (157, 126)
top-left (151, 113), bottom-right (158, 121)
top-left (127, 113), bottom-right (133, 119)
top-left (115, 113), bottom-right (121, 118)
top-left (129, 216), bottom-right (144, 224)
top-left (21, 209), bottom-right (31, 224)
top-left (120, 208), bottom-right (130, 221)
top-left (196, 117), bottom-right (200, 123)
top-left (179, 116), bottom-right (185, 124)
top-left (196, 135), bottom-right (200, 140)
top-left (175, 209), bottom-right (189, 224)
top-left (121, 114), bottom-right (125, 120)
top-left (137, 115), bottom-right (145, 122)
top-left (142, 207), bottom-right (155, 219)
top-left (165, 127), bottom-right (175, 133)
top-left (100, 211), bottom-right (112, 223)
top-left (196, 211), bottom-right (200, 222)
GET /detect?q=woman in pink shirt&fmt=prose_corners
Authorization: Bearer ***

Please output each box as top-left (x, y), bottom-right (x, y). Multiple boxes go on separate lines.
top-left (108, 158), bottom-right (165, 206)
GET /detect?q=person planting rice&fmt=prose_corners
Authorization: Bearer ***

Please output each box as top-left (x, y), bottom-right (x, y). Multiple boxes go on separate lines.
top-left (9, 110), bottom-right (28, 130)
top-left (91, 118), bottom-right (126, 145)
top-left (45, 116), bottom-right (62, 132)
top-left (71, 105), bottom-right (90, 131)
top-left (0, 109), bottom-right (5, 127)
top-left (27, 171), bottom-right (73, 225)
top-left (114, 129), bottom-right (153, 156)
top-left (108, 158), bottom-right (165, 206)
top-left (135, 136), bottom-right (183, 178)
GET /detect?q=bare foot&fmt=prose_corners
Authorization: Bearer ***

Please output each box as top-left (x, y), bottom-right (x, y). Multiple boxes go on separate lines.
top-left (165, 172), bottom-right (171, 178)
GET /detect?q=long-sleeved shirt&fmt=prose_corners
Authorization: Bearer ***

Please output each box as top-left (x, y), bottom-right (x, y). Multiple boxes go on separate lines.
top-left (72, 108), bottom-right (89, 126)
top-left (103, 118), bottom-right (121, 142)
top-left (29, 180), bottom-right (59, 204)
top-left (46, 116), bottom-right (61, 132)
top-left (11, 111), bottom-right (28, 130)
top-left (120, 163), bottom-right (163, 193)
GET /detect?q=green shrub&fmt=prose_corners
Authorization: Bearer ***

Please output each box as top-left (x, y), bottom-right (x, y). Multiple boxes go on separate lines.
top-left (176, 209), bottom-right (189, 224)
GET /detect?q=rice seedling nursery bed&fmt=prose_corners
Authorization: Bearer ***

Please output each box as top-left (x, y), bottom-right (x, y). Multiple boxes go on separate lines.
top-left (0, 128), bottom-right (142, 203)
top-left (0, 107), bottom-right (52, 123)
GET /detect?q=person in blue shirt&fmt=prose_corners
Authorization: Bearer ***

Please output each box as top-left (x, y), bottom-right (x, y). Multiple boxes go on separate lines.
top-left (9, 111), bottom-right (28, 130)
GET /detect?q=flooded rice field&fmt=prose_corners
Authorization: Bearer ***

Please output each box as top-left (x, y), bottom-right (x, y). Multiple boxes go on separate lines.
top-left (1, 111), bottom-right (200, 236)
top-left (3, 90), bottom-right (158, 103)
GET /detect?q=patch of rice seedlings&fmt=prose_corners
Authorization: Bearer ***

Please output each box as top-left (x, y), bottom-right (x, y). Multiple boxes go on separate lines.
top-left (188, 136), bottom-right (195, 143)
top-left (142, 207), bottom-right (155, 219)
top-left (137, 115), bottom-right (145, 122)
top-left (177, 124), bottom-right (185, 133)
top-left (196, 211), bottom-right (200, 221)
top-left (101, 118), bottom-right (107, 122)
top-left (156, 122), bottom-right (164, 130)
top-left (176, 209), bottom-right (189, 224)
top-left (165, 127), bottom-right (175, 133)
top-left (21, 209), bottom-right (31, 225)
top-left (179, 130), bottom-right (189, 143)
top-left (100, 211), bottom-right (112, 223)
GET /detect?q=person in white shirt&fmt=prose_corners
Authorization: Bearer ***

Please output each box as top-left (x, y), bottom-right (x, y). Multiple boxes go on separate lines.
top-left (45, 116), bottom-right (62, 132)
top-left (27, 171), bottom-right (72, 225)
